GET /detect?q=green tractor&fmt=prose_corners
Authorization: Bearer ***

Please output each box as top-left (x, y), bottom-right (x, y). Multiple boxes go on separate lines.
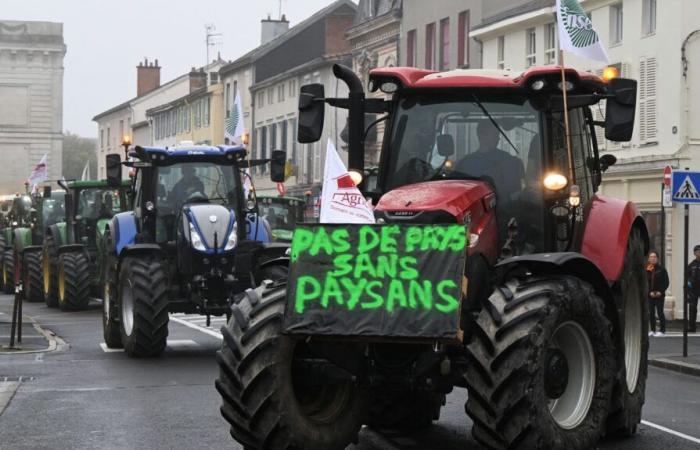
top-left (258, 195), bottom-right (305, 242)
top-left (6, 188), bottom-right (66, 300)
top-left (42, 179), bottom-right (131, 310)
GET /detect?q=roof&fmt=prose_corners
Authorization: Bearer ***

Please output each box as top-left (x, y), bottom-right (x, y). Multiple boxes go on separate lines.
top-left (219, 0), bottom-right (356, 76)
top-left (474, 0), bottom-right (554, 31)
top-left (68, 179), bottom-right (131, 189)
top-left (369, 66), bottom-right (604, 91)
top-left (130, 145), bottom-right (247, 164)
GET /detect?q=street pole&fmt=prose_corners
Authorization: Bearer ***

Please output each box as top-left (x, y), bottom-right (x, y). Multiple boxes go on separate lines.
top-left (684, 203), bottom-right (689, 357)
top-left (661, 182), bottom-right (666, 267)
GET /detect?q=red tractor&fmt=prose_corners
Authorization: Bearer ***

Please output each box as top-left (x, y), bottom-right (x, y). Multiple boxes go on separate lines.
top-left (215, 65), bottom-right (648, 449)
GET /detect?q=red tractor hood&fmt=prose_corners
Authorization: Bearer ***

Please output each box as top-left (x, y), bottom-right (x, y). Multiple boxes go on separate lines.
top-left (376, 180), bottom-right (493, 219)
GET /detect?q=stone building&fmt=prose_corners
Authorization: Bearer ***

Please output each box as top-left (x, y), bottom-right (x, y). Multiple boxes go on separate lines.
top-left (0, 21), bottom-right (66, 193)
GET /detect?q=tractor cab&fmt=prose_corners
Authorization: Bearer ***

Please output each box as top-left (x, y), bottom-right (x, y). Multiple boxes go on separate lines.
top-left (257, 196), bottom-right (305, 242)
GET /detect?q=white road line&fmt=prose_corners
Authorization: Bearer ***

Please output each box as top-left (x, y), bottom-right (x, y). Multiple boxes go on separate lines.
top-left (99, 343), bottom-right (123, 353)
top-left (642, 420), bottom-right (700, 444)
top-left (169, 316), bottom-right (223, 340)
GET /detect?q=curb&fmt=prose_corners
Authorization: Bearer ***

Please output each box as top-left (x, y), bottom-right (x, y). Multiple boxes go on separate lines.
top-left (649, 357), bottom-right (700, 377)
top-left (0, 317), bottom-right (67, 355)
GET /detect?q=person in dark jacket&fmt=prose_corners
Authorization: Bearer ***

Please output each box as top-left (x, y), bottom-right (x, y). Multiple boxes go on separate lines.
top-left (686, 245), bottom-right (700, 332)
top-left (647, 251), bottom-right (670, 336)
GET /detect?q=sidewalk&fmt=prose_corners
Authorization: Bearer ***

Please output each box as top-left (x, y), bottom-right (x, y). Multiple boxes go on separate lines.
top-left (648, 331), bottom-right (700, 377)
top-left (0, 298), bottom-right (51, 353)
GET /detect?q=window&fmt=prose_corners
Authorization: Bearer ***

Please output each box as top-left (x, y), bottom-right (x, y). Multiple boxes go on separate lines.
top-left (289, 79), bottom-right (296, 97)
top-left (278, 84), bottom-right (285, 102)
top-left (610, 3), bottom-right (623, 45)
top-left (100, 129), bottom-right (104, 149)
top-left (458, 11), bottom-right (470, 67)
top-left (526, 28), bottom-right (536, 67)
top-left (267, 88), bottom-right (273, 105)
top-left (313, 142), bottom-right (321, 182)
top-left (194, 100), bottom-right (201, 128)
top-left (204, 97), bottom-right (211, 127)
top-left (119, 120), bottom-right (124, 140)
top-left (225, 83), bottom-right (231, 118)
top-left (425, 23), bottom-right (436, 70)
top-left (107, 127), bottom-right (111, 147)
top-left (259, 126), bottom-right (268, 171)
top-left (407, 29), bottom-right (417, 67)
top-left (643, 0), bottom-right (656, 36)
top-left (290, 118), bottom-right (297, 162)
top-left (281, 120), bottom-right (288, 152)
top-left (497, 36), bottom-right (505, 69)
top-left (258, 92), bottom-right (265, 108)
top-left (270, 123), bottom-right (277, 155)
top-left (438, 18), bottom-right (450, 70)
top-left (545, 23), bottom-right (557, 64)
top-left (233, 80), bottom-right (238, 100)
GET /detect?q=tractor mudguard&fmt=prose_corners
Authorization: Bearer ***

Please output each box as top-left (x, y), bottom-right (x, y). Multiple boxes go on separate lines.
top-left (111, 212), bottom-right (138, 256)
top-left (13, 228), bottom-right (33, 254)
top-left (48, 223), bottom-right (66, 247)
top-left (581, 195), bottom-right (648, 282)
top-left (119, 244), bottom-right (163, 262)
top-left (57, 244), bottom-right (85, 256)
top-left (246, 215), bottom-right (271, 243)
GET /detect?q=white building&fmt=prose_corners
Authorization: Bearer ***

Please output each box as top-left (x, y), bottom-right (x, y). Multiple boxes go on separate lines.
top-left (472, 0), bottom-right (700, 321)
top-left (0, 21), bottom-right (66, 193)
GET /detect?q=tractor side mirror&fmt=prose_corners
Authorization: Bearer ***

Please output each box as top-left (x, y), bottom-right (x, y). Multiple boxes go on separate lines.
top-left (605, 78), bottom-right (637, 142)
top-left (106, 154), bottom-right (122, 188)
top-left (600, 154), bottom-right (617, 172)
top-left (270, 150), bottom-right (287, 183)
top-left (43, 186), bottom-right (51, 198)
top-left (298, 84), bottom-right (325, 143)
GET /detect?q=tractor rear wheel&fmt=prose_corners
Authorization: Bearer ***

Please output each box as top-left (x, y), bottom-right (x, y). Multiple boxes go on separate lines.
top-left (2, 249), bottom-right (14, 294)
top-left (465, 276), bottom-right (615, 450)
top-left (57, 252), bottom-right (91, 311)
top-left (118, 257), bottom-right (169, 357)
top-left (606, 227), bottom-right (648, 437)
top-left (42, 234), bottom-right (59, 307)
top-left (216, 282), bottom-right (366, 450)
top-left (23, 251), bottom-right (43, 303)
top-left (368, 390), bottom-right (444, 430)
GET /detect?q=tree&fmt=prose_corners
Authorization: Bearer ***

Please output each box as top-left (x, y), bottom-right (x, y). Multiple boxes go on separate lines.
top-left (62, 132), bottom-right (97, 180)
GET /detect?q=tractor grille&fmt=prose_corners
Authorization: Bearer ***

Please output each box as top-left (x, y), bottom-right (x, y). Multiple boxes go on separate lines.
top-left (376, 210), bottom-right (458, 224)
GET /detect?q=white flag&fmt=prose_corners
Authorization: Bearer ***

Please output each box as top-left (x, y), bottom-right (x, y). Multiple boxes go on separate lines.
top-left (320, 140), bottom-right (375, 224)
top-left (27, 154), bottom-right (48, 188)
top-left (556, 0), bottom-right (609, 63)
top-left (225, 89), bottom-right (246, 146)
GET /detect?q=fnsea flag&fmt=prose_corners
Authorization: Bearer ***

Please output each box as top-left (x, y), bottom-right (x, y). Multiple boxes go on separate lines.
top-left (319, 139), bottom-right (374, 224)
top-left (556, 0), bottom-right (609, 63)
top-left (225, 88), bottom-right (246, 145)
top-left (27, 153), bottom-right (48, 188)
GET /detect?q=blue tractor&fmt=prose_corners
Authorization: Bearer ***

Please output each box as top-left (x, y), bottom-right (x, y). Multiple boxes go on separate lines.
top-left (102, 144), bottom-right (288, 357)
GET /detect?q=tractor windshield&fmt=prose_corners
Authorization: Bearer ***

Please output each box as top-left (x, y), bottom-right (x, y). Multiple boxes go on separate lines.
top-left (384, 94), bottom-right (542, 202)
top-left (157, 162), bottom-right (237, 210)
top-left (42, 197), bottom-right (65, 226)
top-left (77, 188), bottom-right (123, 220)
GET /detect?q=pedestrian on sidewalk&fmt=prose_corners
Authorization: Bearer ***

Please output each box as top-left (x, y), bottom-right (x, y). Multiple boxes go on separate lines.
top-left (686, 245), bottom-right (700, 333)
top-left (647, 250), bottom-right (669, 337)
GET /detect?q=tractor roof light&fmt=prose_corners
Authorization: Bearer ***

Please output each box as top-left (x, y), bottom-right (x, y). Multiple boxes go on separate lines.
top-left (531, 79), bottom-right (546, 91)
top-left (380, 81), bottom-right (399, 94)
top-left (348, 170), bottom-right (363, 186)
top-left (569, 184), bottom-right (581, 207)
top-left (557, 80), bottom-right (575, 92)
top-left (543, 173), bottom-right (568, 191)
top-left (602, 66), bottom-right (620, 82)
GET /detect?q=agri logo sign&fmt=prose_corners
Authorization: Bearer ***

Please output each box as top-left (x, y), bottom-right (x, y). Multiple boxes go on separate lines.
top-left (560, 0), bottom-right (599, 48)
top-left (331, 174), bottom-right (365, 209)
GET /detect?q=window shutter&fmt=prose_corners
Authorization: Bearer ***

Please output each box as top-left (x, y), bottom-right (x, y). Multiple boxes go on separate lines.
top-left (645, 57), bottom-right (658, 143)
top-left (638, 58), bottom-right (648, 144)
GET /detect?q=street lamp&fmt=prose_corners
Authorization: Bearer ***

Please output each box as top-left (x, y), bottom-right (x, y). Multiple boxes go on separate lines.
top-left (121, 135), bottom-right (132, 159)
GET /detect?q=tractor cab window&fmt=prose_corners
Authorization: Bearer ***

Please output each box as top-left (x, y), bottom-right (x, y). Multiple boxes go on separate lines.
top-left (550, 108), bottom-right (595, 203)
top-left (77, 189), bottom-right (122, 220)
top-left (42, 197), bottom-right (65, 226)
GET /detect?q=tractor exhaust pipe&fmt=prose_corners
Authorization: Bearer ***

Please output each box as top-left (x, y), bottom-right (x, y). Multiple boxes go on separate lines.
top-left (333, 64), bottom-right (365, 176)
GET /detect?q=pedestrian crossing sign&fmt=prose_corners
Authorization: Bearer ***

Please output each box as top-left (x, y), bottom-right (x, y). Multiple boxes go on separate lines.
top-left (672, 171), bottom-right (700, 204)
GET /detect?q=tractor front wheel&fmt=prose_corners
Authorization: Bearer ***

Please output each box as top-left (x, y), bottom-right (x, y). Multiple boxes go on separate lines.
top-left (216, 282), bottom-right (366, 450)
top-left (23, 251), bottom-right (43, 303)
top-left (2, 249), bottom-right (14, 294)
top-left (57, 252), bottom-right (91, 311)
top-left (102, 255), bottom-right (121, 348)
top-left (465, 276), bottom-right (615, 450)
top-left (118, 257), bottom-right (169, 357)
top-left (42, 234), bottom-right (59, 307)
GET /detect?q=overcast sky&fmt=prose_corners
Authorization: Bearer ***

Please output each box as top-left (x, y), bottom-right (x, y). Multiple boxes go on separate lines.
top-left (2, 0), bottom-right (344, 136)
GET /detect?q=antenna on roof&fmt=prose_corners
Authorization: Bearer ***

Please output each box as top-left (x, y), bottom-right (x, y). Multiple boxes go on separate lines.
top-left (205, 23), bottom-right (222, 71)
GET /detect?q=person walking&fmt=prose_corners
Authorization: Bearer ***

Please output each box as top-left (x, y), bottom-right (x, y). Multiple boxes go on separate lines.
top-left (647, 251), bottom-right (669, 337)
top-left (686, 245), bottom-right (700, 333)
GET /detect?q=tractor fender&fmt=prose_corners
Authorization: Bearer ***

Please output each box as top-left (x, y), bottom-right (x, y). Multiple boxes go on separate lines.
top-left (13, 228), bottom-right (33, 254)
top-left (246, 215), bottom-right (271, 243)
top-left (118, 244), bottom-right (163, 262)
top-left (111, 212), bottom-right (138, 256)
top-left (47, 223), bottom-right (66, 247)
top-left (57, 244), bottom-right (86, 256)
top-left (581, 194), bottom-right (648, 282)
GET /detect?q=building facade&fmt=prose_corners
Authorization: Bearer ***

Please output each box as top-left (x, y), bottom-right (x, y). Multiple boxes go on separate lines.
top-left (0, 21), bottom-right (66, 193)
top-left (399, 0), bottom-right (483, 70)
top-left (473, 0), bottom-right (700, 321)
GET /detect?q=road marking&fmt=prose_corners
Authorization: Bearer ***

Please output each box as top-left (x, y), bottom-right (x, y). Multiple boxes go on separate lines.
top-left (99, 339), bottom-right (201, 353)
top-left (169, 316), bottom-right (223, 340)
top-left (99, 343), bottom-right (123, 353)
top-left (642, 420), bottom-right (700, 444)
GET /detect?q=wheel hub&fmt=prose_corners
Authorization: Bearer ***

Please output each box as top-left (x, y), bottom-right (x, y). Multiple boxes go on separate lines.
top-left (545, 348), bottom-right (569, 399)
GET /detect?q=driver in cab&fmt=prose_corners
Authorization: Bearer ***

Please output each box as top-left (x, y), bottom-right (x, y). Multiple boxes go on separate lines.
top-left (169, 165), bottom-right (205, 206)
top-left (455, 121), bottom-right (524, 202)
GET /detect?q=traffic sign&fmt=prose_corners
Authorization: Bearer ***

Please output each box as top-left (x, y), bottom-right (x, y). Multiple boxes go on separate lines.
top-left (672, 170), bottom-right (700, 204)
top-left (663, 187), bottom-right (672, 208)
top-left (664, 166), bottom-right (672, 187)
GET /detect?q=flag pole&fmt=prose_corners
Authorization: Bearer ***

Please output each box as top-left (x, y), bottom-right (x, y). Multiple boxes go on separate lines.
top-left (559, 49), bottom-right (576, 185)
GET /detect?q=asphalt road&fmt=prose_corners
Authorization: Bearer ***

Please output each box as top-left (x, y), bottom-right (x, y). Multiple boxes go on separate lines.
top-left (1, 296), bottom-right (699, 450)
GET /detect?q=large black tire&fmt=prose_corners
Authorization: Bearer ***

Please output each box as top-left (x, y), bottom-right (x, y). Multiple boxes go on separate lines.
top-left (465, 276), bottom-right (615, 449)
top-left (258, 264), bottom-right (288, 283)
top-left (102, 255), bottom-right (121, 348)
top-left (2, 249), bottom-right (14, 294)
top-left (216, 282), bottom-right (366, 450)
top-left (118, 257), bottom-right (169, 357)
top-left (606, 227), bottom-right (649, 437)
top-left (368, 390), bottom-right (444, 430)
top-left (23, 251), bottom-right (43, 303)
top-left (42, 234), bottom-right (59, 307)
top-left (57, 252), bottom-right (91, 311)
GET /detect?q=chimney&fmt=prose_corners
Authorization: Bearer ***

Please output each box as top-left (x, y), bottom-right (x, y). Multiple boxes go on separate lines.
top-left (136, 58), bottom-right (161, 97)
top-left (261, 14), bottom-right (289, 45)
top-left (189, 67), bottom-right (207, 92)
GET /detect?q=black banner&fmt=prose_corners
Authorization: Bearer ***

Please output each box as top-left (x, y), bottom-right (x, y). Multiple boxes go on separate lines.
top-left (283, 224), bottom-right (467, 341)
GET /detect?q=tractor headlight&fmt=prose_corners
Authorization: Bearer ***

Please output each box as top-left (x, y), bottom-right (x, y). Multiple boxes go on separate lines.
top-left (189, 222), bottom-right (207, 252)
top-left (224, 223), bottom-right (238, 251)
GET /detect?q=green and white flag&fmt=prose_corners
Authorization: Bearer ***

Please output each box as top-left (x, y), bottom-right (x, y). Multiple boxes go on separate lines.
top-left (556, 0), bottom-right (609, 63)
top-left (225, 88), bottom-right (246, 146)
